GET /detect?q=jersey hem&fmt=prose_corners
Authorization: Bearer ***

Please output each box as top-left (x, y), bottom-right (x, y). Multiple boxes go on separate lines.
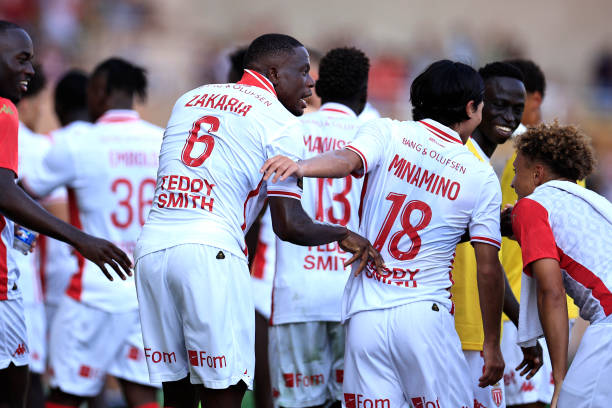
top-left (342, 297), bottom-right (453, 323)
top-left (135, 241), bottom-right (247, 263)
top-left (270, 314), bottom-right (342, 325)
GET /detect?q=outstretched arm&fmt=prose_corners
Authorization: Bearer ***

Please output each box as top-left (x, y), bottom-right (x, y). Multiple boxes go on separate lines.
top-left (269, 196), bottom-right (383, 275)
top-left (0, 168), bottom-right (132, 280)
top-left (261, 149), bottom-right (363, 183)
top-left (473, 242), bottom-right (505, 388)
top-left (532, 258), bottom-right (568, 407)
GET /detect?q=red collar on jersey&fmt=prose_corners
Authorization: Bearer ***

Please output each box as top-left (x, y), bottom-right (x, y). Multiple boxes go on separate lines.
top-left (97, 110), bottom-right (140, 124)
top-left (319, 102), bottom-right (357, 117)
top-left (419, 119), bottom-right (462, 144)
top-left (237, 69), bottom-right (277, 97)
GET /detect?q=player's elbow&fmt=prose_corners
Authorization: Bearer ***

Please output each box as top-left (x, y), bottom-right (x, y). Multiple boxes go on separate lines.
top-left (272, 218), bottom-right (304, 243)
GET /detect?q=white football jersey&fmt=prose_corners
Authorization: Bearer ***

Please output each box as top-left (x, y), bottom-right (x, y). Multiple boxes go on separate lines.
top-left (342, 118), bottom-right (502, 321)
top-left (272, 103), bottom-right (364, 324)
top-left (25, 110), bottom-right (163, 312)
top-left (136, 70), bottom-right (303, 262)
top-left (513, 182), bottom-right (612, 323)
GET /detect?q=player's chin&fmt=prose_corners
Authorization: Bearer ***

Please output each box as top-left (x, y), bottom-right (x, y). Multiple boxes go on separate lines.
top-left (288, 104), bottom-right (305, 117)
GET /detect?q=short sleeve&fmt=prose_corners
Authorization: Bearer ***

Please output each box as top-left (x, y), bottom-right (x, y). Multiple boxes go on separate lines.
top-left (469, 169), bottom-right (502, 249)
top-left (0, 99), bottom-right (19, 176)
top-left (512, 197), bottom-right (559, 273)
top-left (265, 120), bottom-right (304, 200)
top-left (344, 118), bottom-right (389, 178)
top-left (23, 135), bottom-right (77, 197)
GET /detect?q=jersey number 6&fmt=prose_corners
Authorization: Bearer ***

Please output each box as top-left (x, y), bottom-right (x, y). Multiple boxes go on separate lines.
top-left (181, 115), bottom-right (218, 167)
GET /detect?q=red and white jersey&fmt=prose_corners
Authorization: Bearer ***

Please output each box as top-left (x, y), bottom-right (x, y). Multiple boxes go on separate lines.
top-left (25, 110), bottom-right (163, 312)
top-left (513, 181), bottom-right (612, 323)
top-left (15, 122), bottom-right (50, 306)
top-left (342, 118), bottom-right (502, 321)
top-left (0, 97), bottom-right (19, 301)
top-left (136, 70), bottom-right (303, 262)
top-left (250, 207), bottom-right (275, 319)
top-left (36, 122), bottom-right (89, 307)
top-left (272, 103), bottom-right (364, 324)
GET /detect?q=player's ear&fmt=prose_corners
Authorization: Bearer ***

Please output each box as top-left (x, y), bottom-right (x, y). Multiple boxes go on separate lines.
top-left (465, 100), bottom-right (477, 118)
top-left (533, 163), bottom-right (546, 186)
top-left (267, 67), bottom-right (280, 87)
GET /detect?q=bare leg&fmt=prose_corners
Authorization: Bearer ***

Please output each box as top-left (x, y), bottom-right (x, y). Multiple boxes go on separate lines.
top-left (200, 381), bottom-right (246, 408)
top-left (0, 363), bottom-right (29, 408)
top-left (254, 311), bottom-right (273, 408)
top-left (25, 372), bottom-right (44, 408)
top-left (162, 376), bottom-right (198, 408)
top-left (118, 378), bottom-right (158, 408)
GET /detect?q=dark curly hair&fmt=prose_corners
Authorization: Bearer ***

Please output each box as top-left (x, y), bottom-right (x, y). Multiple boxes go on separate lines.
top-left (478, 61), bottom-right (524, 83)
top-left (514, 121), bottom-right (596, 180)
top-left (505, 59), bottom-right (546, 96)
top-left (243, 34), bottom-right (303, 69)
top-left (315, 47), bottom-right (369, 101)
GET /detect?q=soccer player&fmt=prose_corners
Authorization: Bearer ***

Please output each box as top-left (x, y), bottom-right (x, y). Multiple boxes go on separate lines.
top-left (42, 70), bottom-right (90, 325)
top-left (15, 64), bottom-right (51, 408)
top-left (509, 122), bottom-right (612, 408)
top-left (268, 47), bottom-right (370, 408)
top-left (450, 61), bottom-right (536, 408)
top-left (499, 59), bottom-right (581, 408)
top-left (23, 58), bottom-right (162, 408)
top-left (0, 21), bottom-right (132, 408)
top-left (134, 34), bottom-right (381, 408)
top-left (263, 59), bottom-right (506, 407)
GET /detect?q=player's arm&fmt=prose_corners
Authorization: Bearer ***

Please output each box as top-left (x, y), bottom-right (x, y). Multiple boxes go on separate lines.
top-left (473, 242), bottom-right (505, 387)
top-left (0, 168), bottom-right (132, 281)
top-left (531, 258), bottom-right (568, 401)
top-left (503, 271), bottom-right (544, 378)
top-left (261, 148), bottom-right (362, 183)
top-left (269, 196), bottom-right (383, 275)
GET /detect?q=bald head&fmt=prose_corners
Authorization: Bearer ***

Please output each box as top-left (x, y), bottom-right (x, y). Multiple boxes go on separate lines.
top-left (0, 21), bottom-right (34, 103)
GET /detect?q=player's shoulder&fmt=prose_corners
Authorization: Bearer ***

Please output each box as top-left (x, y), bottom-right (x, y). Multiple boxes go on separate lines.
top-left (0, 97), bottom-right (18, 123)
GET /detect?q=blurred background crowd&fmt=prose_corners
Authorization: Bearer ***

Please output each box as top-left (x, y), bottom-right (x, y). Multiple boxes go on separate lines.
top-left (2, 0), bottom-right (611, 197)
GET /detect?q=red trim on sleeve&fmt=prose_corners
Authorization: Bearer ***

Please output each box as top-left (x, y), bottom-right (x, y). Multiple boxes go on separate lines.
top-left (558, 247), bottom-right (612, 316)
top-left (345, 145), bottom-right (367, 177)
top-left (513, 198), bottom-right (559, 272)
top-left (241, 179), bottom-right (264, 231)
top-left (0, 98), bottom-right (19, 176)
top-left (471, 236), bottom-right (501, 248)
top-left (0, 216), bottom-right (8, 300)
top-left (267, 190), bottom-right (301, 200)
top-left (65, 188), bottom-right (85, 302)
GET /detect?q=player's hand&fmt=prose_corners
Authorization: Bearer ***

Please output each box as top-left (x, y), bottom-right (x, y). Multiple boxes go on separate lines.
top-left (479, 343), bottom-right (505, 388)
top-left (261, 155), bottom-right (303, 183)
top-left (338, 230), bottom-right (384, 276)
top-left (500, 204), bottom-right (514, 238)
top-left (73, 234), bottom-right (133, 281)
top-left (516, 342), bottom-right (544, 379)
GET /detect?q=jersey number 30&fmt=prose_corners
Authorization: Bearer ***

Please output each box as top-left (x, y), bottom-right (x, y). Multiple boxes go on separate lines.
top-left (372, 193), bottom-right (432, 260)
top-left (181, 115), bottom-right (218, 167)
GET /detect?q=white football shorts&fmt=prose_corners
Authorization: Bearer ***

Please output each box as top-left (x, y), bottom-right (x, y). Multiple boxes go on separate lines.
top-left (269, 321), bottom-right (344, 407)
top-left (463, 350), bottom-right (506, 408)
top-left (558, 316), bottom-right (612, 408)
top-left (48, 296), bottom-right (154, 396)
top-left (500, 320), bottom-right (553, 405)
top-left (23, 301), bottom-right (46, 374)
top-left (343, 301), bottom-right (473, 408)
top-left (0, 298), bottom-right (29, 369)
top-left (135, 243), bottom-right (254, 389)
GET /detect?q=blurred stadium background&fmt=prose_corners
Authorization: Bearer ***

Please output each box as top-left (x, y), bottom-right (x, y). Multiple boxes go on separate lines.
top-left (2, 0), bottom-right (611, 406)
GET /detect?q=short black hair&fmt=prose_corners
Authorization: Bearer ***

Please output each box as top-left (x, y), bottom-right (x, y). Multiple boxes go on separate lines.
top-left (23, 64), bottom-right (46, 98)
top-left (505, 59), bottom-right (546, 96)
top-left (243, 34), bottom-right (303, 69)
top-left (0, 20), bottom-right (22, 33)
top-left (92, 57), bottom-right (147, 101)
top-left (411, 60), bottom-right (484, 126)
top-left (315, 47), bottom-right (369, 101)
top-left (478, 62), bottom-right (524, 83)
top-left (54, 69), bottom-right (88, 113)
top-left (228, 46), bottom-right (247, 83)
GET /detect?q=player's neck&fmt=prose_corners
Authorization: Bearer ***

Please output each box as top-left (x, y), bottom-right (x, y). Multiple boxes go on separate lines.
top-left (60, 110), bottom-right (90, 127)
top-left (470, 129), bottom-right (497, 158)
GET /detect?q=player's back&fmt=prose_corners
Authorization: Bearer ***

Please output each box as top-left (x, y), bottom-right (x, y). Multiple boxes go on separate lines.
top-left (272, 103), bottom-right (364, 324)
top-left (519, 183), bottom-right (612, 323)
top-left (343, 118), bottom-right (501, 319)
top-left (137, 75), bottom-right (302, 261)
